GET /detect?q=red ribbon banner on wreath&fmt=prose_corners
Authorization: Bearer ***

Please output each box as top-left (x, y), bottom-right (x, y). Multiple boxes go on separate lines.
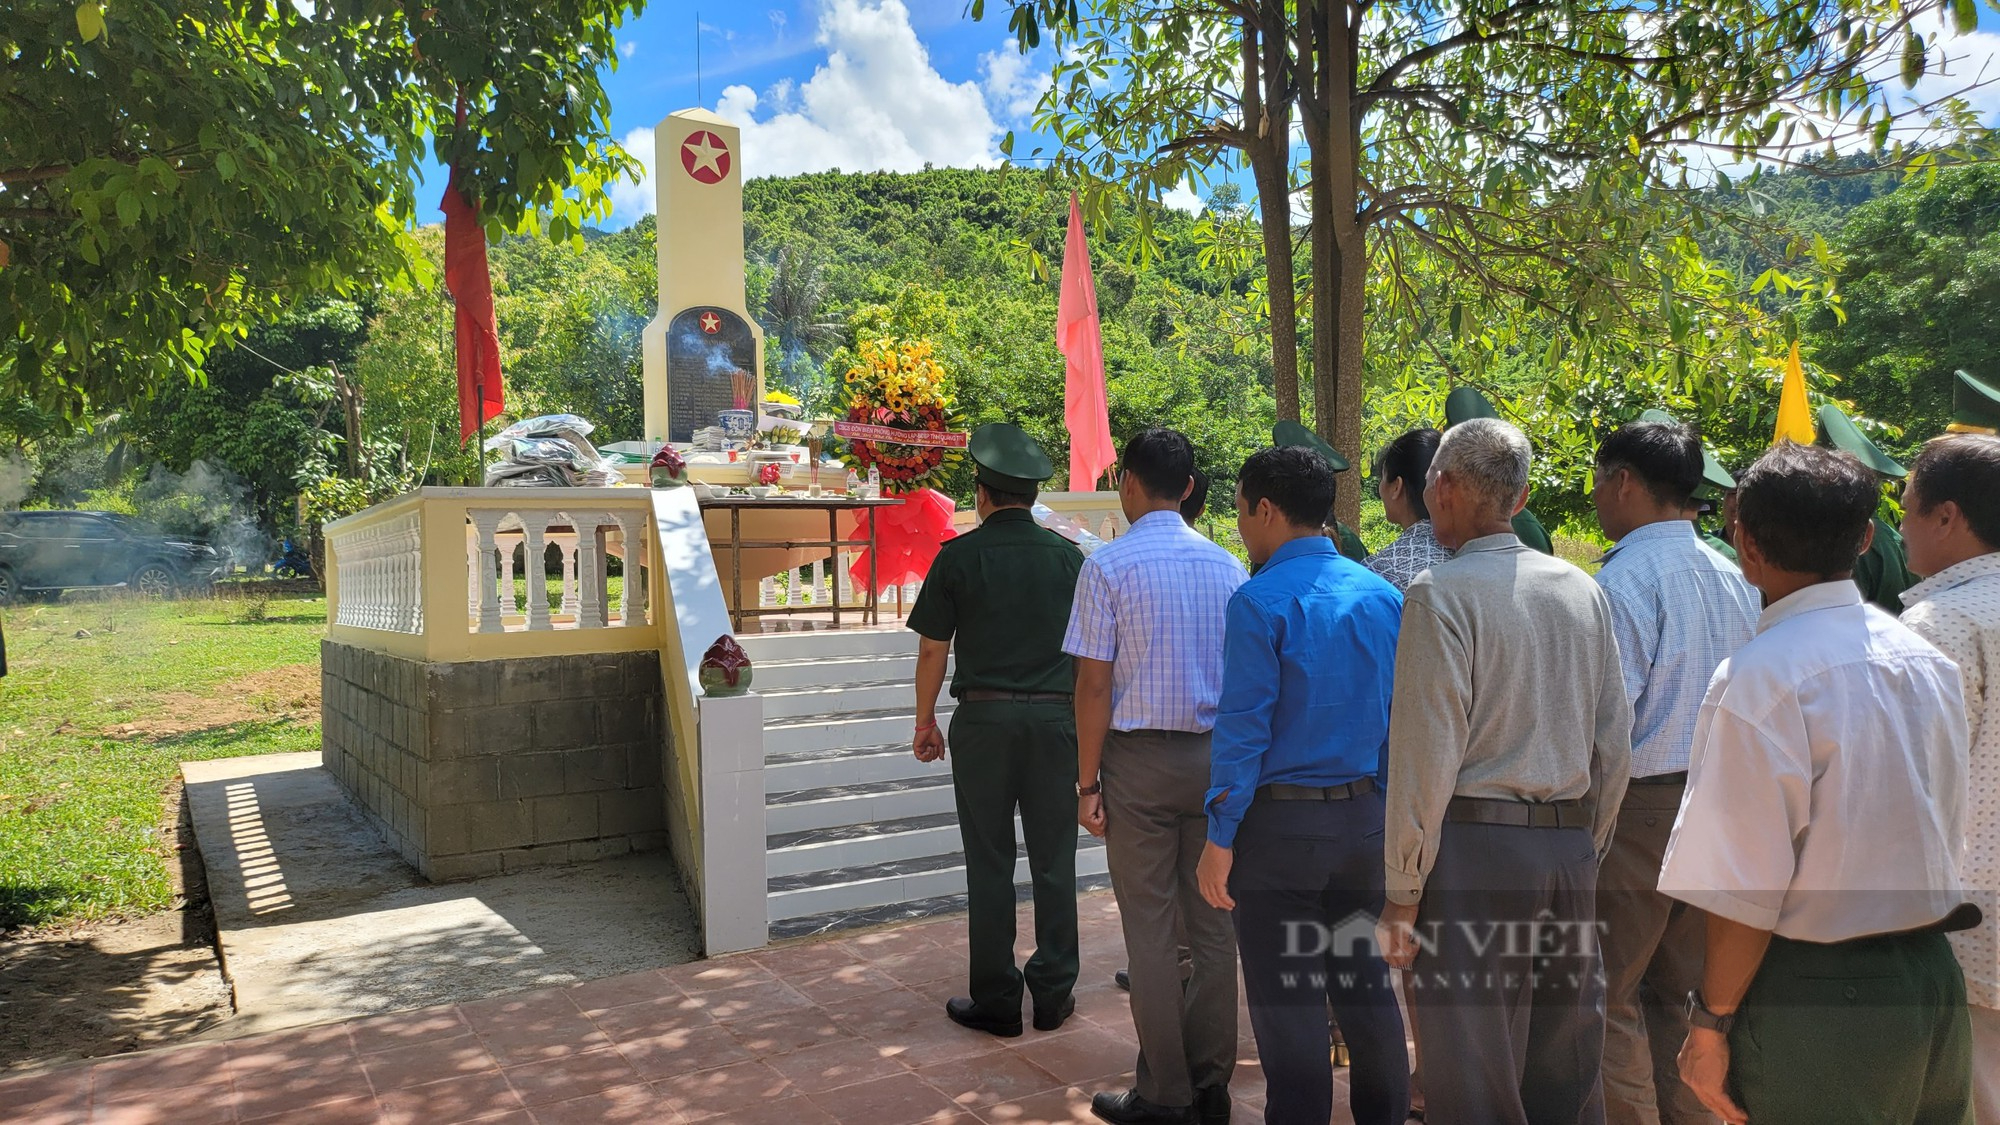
top-left (849, 488), bottom-right (957, 594)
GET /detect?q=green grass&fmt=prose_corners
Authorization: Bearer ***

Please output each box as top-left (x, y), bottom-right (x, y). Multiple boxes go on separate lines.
top-left (0, 594), bottom-right (328, 931)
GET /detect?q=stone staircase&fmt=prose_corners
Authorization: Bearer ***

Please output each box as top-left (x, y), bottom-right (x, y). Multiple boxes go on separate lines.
top-left (740, 626), bottom-right (1109, 939)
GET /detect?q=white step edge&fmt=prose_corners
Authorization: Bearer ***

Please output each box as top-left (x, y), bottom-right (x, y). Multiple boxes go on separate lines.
top-left (760, 682), bottom-right (914, 720)
top-left (764, 782), bottom-right (957, 834)
top-left (766, 842), bottom-right (1111, 922)
top-left (765, 748), bottom-right (950, 794)
top-left (767, 822), bottom-right (965, 879)
top-left (738, 627), bottom-right (917, 662)
top-left (765, 711), bottom-right (949, 756)
top-left (752, 654), bottom-right (924, 692)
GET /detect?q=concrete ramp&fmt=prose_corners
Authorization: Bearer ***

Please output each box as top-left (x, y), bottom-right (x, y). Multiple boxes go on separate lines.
top-left (182, 752), bottom-right (700, 1036)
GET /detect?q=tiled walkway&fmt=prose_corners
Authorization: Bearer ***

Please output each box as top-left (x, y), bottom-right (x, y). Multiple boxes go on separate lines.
top-left (2, 893), bottom-right (1345, 1125)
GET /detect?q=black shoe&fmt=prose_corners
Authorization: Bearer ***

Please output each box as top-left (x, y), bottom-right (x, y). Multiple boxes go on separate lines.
top-left (1114, 968), bottom-right (1131, 991)
top-left (1090, 1090), bottom-right (1193, 1125)
top-left (1194, 1085), bottom-right (1230, 1125)
top-left (1032, 994), bottom-right (1075, 1031)
top-left (944, 996), bottom-right (1022, 1038)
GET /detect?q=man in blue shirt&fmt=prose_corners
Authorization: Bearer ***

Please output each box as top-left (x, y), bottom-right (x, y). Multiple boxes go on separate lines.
top-left (1196, 445), bottom-right (1410, 1125)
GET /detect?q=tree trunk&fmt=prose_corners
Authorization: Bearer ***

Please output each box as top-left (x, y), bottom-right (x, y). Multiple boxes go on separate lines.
top-left (1241, 16), bottom-right (1300, 423)
top-left (1302, 0), bottom-right (1367, 525)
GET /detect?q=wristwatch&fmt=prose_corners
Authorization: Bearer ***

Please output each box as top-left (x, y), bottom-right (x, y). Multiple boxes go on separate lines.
top-left (1076, 781), bottom-right (1101, 797)
top-left (1686, 989), bottom-right (1737, 1035)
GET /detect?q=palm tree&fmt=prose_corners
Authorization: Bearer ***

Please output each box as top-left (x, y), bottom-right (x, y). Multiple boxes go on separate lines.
top-left (763, 244), bottom-right (842, 409)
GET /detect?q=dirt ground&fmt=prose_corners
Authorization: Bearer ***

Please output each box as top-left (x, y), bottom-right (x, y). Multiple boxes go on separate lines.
top-left (102, 663), bottom-right (321, 741)
top-left (0, 779), bottom-right (235, 1074)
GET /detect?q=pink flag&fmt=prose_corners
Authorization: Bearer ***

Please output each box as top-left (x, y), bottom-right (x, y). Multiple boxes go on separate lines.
top-left (1059, 192), bottom-right (1114, 491)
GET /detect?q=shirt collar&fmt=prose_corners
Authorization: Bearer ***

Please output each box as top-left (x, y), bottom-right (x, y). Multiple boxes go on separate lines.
top-left (1605, 519), bottom-right (1695, 556)
top-left (1261, 535), bottom-right (1339, 571)
top-left (1902, 550), bottom-right (2000, 608)
top-left (1758, 579), bottom-right (1863, 634)
top-left (1456, 532), bottom-right (1522, 557)
top-left (1130, 509), bottom-right (1184, 533)
top-left (982, 508), bottom-right (1034, 526)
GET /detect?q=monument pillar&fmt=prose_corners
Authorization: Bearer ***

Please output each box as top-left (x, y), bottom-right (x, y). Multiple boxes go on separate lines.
top-left (641, 109), bottom-right (766, 444)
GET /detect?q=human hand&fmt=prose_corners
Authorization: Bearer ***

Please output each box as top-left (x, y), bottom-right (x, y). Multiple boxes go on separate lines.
top-left (1376, 901), bottom-right (1422, 969)
top-left (1197, 842), bottom-right (1234, 910)
top-left (1679, 1028), bottom-right (1747, 1124)
top-left (1077, 793), bottom-right (1105, 836)
top-left (913, 725), bottom-right (945, 762)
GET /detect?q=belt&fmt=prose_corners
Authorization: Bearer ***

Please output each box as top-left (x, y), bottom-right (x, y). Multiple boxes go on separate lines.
top-left (1630, 771), bottom-right (1688, 786)
top-left (959, 690), bottom-right (1073, 704)
top-left (1259, 778), bottom-right (1377, 802)
top-left (1445, 796), bottom-right (1588, 829)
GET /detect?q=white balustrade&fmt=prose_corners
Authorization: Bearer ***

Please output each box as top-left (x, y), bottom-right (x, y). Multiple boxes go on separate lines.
top-left (325, 490), bottom-right (656, 656)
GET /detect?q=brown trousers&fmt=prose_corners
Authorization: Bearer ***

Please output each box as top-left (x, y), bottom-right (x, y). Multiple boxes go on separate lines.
top-left (1596, 780), bottom-right (1714, 1125)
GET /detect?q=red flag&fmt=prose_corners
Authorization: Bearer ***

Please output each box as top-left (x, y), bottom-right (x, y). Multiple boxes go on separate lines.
top-left (443, 169), bottom-right (504, 441)
top-left (1058, 192), bottom-right (1114, 491)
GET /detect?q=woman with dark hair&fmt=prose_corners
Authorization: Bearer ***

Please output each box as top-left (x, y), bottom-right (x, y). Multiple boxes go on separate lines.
top-left (1365, 428), bottom-right (1453, 592)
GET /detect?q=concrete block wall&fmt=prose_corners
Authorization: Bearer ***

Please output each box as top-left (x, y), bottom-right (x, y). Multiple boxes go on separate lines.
top-left (322, 641), bottom-right (671, 882)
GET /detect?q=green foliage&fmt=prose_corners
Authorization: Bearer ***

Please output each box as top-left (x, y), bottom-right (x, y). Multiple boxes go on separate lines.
top-left (1, 0), bottom-right (646, 417)
top-left (1806, 162), bottom-right (2000, 457)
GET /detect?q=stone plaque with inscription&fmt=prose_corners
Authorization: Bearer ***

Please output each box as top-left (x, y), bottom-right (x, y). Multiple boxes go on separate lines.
top-left (666, 307), bottom-right (759, 443)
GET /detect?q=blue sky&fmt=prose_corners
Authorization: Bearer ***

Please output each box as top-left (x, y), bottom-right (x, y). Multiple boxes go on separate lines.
top-left (409, 0), bottom-right (2000, 230)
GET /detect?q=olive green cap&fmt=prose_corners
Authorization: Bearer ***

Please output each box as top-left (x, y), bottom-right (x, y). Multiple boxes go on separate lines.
top-left (1952, 370), bottom-right (2000, 433)
top-left (1272, 420), bottom-right (1351, 472)
top-left (1443, 387), bottom-right (1500, 428)
top-left (1815, 405), bottom-right (1905, 479)
top-left (1637, 408), bottom-right (1736, 494)
top-left (968, 422), bottom-right (1054, 493)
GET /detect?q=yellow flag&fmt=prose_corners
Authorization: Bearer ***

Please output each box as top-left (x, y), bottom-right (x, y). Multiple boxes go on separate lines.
top-left (1773, 341), bottom-right (1815, 446)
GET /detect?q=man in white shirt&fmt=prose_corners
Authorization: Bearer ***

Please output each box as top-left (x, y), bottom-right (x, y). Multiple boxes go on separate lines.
top-left (1592, 419), bottom-right (1759, 1125)
top-left (1900, 431), bottom-right (2000, 1125)
top-left (1661, 442), bottom-right (1976, 1125)
top-left (1066, 427), bottom-right (1247, 1125)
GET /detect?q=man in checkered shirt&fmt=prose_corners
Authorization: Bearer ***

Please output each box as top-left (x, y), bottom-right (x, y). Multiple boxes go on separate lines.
top-left (1067, 428), bottom-right (1248, 1125)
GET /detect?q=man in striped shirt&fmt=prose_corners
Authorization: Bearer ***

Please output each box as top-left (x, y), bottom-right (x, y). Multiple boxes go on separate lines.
top-left (1591, 419), bottom-right (1759, 1125)
top-left (1067, 428), bottom-right (1248, 1125)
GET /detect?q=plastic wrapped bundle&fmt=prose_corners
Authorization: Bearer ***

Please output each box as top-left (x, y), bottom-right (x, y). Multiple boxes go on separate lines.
top-left (481, 413), bottom-right (622, 488)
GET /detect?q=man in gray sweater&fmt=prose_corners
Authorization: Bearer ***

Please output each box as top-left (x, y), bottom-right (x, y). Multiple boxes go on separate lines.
top-left (1377, 417), bottom-right (1633, 1125)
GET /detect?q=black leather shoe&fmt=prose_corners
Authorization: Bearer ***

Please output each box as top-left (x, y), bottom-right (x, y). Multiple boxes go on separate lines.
top-left (1090, 1090), bottom-right (1193, 1124)
top-left (1194, 1085), bottom-right (1230, 1125)
top-left (1032, 994), bottom-right (1075, 1031)
top-left (944, 996), bottom-right (1022, 1038)
top-left (1114, 968), bottom-right (1131, 991)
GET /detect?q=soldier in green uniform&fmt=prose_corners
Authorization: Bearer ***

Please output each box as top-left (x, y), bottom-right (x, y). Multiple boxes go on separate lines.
top-left (1272, 420), bottom-right (1369, 561)
top-left (1444, 387), bottom-right (1555, 553)
top-left (1639, 409), bottom-right (1739, 561)
top-left (908, 422), bottom-right (1085, 1038)
top-left (1814, 404), bottom-right (1916, 613)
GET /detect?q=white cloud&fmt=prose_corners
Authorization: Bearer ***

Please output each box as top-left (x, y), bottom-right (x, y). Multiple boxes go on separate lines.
top-left (980, 38), bottom-right (1052, 121)
top-left (619, 40), bottom-right (636, 60)
top-left (609, 125), bottom-right (659, 221)
top-left (1161, 181), bottom-right (1205, 214)
top-left (722, 0), bottom-right (1001, 180)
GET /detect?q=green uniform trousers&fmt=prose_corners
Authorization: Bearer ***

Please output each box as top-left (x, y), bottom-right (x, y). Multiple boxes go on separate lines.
top-left (947, 699), bottom-right (1080, 1018)
top-left (1729, 930), bottom-right (1973, 1124)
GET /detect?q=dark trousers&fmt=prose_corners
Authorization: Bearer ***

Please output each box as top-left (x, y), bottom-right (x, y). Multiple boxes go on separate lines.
top-left (947, 699), bottom-right (1080, 1016)
top-left (1102, 729), bottom-right (1238, 1107)
top-left (1597, 782), bottom-right (1713, 1125)
top-left (1411, 821), bottom-right (1606, 1125)
top-left (1231, 791), bottom-right (1410, 1125)
top-left (1730, 930), bottom-right (1972, 1124)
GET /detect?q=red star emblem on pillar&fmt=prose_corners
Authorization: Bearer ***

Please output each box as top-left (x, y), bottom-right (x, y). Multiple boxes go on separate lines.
top-left (699, 311), bottom-right (722, 334)
top-left (681, 131), bottom-right (731, 185)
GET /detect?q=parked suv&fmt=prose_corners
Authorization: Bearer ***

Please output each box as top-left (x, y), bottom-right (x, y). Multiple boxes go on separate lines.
top-left (0, 511), bottom-right (226, 603)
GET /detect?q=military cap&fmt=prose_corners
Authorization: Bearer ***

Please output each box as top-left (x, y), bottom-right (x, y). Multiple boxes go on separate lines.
top-left (1815, 404), bottom-right (1905, 479)
top-left (1950, 370), bottom-right (2000, 434)
top-left (1637, 408), bottom-right (1736, 495)
top-left (967, 422), bottom-right (1054, 493)
top-left (1272, 420), bottom-right (1351, 472)
top-left (1443, 387), bottom-right (1501, 428)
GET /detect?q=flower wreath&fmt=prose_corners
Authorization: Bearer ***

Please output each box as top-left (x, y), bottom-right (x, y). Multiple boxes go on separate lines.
top-left (835, 337), bottom-right (967, 492)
